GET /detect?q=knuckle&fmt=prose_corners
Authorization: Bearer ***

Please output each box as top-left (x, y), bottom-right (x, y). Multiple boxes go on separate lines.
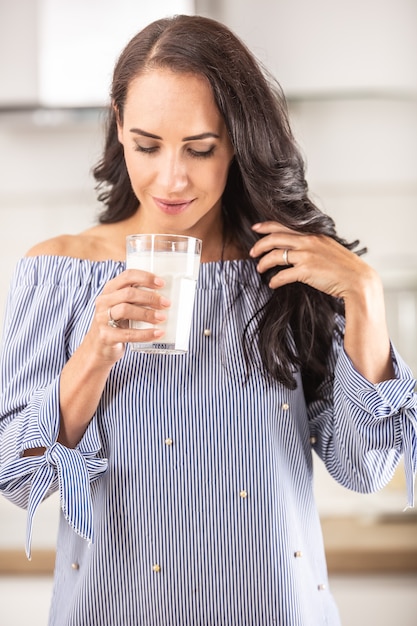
top-left (126, 268), bottom-right (154, 285)
top-left (126, 327), bottom-right (155, 344)
top-left (151, 291), bottom-right (164, 307)
top-left (124, 268), bottom-right (140, 282)
top-left (126, 285), bottom-right (140, 300)
top-left (144, 308), bottom-right (156, 323)
top-left (95, 293), bottom-right (106, 309)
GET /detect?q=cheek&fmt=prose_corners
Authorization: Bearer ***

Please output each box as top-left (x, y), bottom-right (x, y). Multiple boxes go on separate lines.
top-left (123, 154), bottom-right (151, 188)
top-left (199, 161), bottom-right (231, 195)
top-left (213, 161), bottom-right (232, 192)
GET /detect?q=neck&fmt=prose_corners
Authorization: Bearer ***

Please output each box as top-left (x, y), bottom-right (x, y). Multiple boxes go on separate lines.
top-left (103, 209), bottom-right (248, 263)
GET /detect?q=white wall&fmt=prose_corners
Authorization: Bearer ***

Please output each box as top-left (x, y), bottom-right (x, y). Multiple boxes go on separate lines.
top-left (288, 97), bottom-right (417, 376)
top-left (213, 0), bottom-right (417, 96)
top-left (0, 112), bottom-right (102, 329)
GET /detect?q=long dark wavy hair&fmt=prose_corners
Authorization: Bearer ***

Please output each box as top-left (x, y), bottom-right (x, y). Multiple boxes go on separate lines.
top-left (94, 14), bottom-right (362, 403)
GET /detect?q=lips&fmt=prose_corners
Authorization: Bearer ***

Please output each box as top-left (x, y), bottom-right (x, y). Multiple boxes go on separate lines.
top-left (153, 197), bottom-right (194, 215)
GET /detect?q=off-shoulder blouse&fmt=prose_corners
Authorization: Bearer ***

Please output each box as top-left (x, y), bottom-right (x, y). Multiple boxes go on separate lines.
top-left (1, 256), bottom-right (416, 626)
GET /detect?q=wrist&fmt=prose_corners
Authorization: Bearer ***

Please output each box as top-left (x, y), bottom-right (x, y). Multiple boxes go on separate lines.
top-left (343, 267), bottom-right (385, 321)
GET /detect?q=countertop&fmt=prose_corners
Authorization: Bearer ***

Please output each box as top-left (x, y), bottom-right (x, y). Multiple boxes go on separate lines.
top-left (322, 513), bottom-right (417, 574)
top-left (1, 514), bottom-right (417, 576)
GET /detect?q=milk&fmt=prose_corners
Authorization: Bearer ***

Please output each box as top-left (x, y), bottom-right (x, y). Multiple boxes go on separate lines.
top-left (126, 250), bottom-right (201, 353)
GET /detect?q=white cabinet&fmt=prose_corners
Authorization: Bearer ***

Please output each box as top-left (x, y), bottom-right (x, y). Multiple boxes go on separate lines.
top-left (0, 0), bottom-right (39, 105)
top-left (216, 0), bottom-right (417, 97)
top-left (0, 0), bottom-right (194, 107)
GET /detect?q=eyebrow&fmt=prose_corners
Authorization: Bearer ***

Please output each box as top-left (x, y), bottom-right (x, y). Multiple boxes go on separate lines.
top-left (129, 128), bottom-right (220, 141)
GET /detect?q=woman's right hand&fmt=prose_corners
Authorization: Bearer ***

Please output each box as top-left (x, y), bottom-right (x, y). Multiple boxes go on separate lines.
top-left (90, 268), bottom-right (171, 364)
top-left (57, 269), bottom-right (170, 448)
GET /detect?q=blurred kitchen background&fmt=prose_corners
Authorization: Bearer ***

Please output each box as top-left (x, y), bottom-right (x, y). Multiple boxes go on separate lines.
top-left (0, 0), bottom-right (416, 624)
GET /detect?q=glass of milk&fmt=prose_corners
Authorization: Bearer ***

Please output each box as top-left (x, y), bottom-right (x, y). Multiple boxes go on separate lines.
top-left (126, 234), bottom-right (202, 354)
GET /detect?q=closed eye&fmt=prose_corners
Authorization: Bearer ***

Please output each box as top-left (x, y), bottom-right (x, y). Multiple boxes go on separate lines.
top-left (188, 146), bottom-right (215, 159)
top-left (134, 144), bottom-right (158, 154)
top-left (132, 143), bottom-right (216, 158)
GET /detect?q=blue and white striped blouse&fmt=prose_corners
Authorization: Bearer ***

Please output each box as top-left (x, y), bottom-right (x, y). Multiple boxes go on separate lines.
top-left (1, 256), bottom-right (416, 626)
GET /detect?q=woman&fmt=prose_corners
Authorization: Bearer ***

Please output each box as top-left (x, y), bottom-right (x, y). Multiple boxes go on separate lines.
top-left (0, 14), bottom-right (416, 626)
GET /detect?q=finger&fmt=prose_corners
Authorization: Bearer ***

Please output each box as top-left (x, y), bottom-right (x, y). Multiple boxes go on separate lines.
top-left (250, 229), bottom-right (319, 260)
top-left (250, 232), bottom-right (303, 259)
top-left (109, 302), bottom-right (168, 327)
top-left (97, 285), bottom-right (170, 322)
top-left (94, 307), bottom-right (166, 354)
top-left (252, 221), bottom-right (296, 234)
top-left (104, 324), bottom-right (166, 344)
top-left (255, 248), bottom-right (297, 274)
top-left (115, 285), bottom-right (170, 309)
top-left (120, 326), bottom-right (166, 344)
top-left (101, 268), bottom-right (164, 295)
top-left (250, 235), bottom-right (299, 264)
top-left (267, 266), bottom-right (300, 289)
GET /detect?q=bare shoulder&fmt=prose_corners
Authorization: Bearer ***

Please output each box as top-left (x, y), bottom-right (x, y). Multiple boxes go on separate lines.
top-left (25, 225), bottom-right (125, 261)
top-left (25, 234), bottom-right (84, 258)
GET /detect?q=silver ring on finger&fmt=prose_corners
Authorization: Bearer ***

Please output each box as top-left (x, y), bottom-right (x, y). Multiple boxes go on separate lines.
top-left (282, 248), bottom-right (290, 265)
top-left (107, 307), bottom-right (121, 328)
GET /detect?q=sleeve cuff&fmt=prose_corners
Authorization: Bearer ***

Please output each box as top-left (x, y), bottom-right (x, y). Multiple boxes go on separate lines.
top-left (336, 344), bottom-right (416, 417)
top-left (336, 345), bottom-right (417, 508)
top-left (0, 376), bottom-right (108, 558)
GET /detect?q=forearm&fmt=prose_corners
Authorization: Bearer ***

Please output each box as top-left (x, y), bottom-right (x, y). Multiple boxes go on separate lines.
top-left (343, 270), bottom-right (394, 383)
top-left (22, 345), bottom-right (112, 455)
top-left (57, 333), bottom-right (115, 448)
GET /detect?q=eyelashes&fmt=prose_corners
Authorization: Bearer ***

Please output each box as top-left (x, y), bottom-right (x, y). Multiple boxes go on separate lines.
top-left (133, 144), bottom-right (216, 159)
top-left (133, 145), bottom-right (157, 155)
top-left (188, 147), bottom-right (215, 159)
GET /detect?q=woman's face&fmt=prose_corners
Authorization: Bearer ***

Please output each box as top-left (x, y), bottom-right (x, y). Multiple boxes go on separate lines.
top-left (117, 68), bottom-right (234, 238)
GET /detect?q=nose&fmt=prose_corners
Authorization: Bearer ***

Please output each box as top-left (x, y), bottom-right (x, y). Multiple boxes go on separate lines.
top-left (157, 151), bottom-right (188, 193)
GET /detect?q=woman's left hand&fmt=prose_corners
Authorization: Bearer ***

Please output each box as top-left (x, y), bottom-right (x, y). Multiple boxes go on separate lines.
top-left (249, 221), bottom-right (376, 301)
top-left (249, 220), bottom-right (395, 383)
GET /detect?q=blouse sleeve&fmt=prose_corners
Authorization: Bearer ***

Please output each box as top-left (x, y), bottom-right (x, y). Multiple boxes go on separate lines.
top-left (0, 257), bottom-right (120, 557)
top-left (308, 319), bottom-right (417, 509)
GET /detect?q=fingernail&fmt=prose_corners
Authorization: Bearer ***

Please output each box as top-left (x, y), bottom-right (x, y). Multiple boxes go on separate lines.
top-left (252, 223), bottom-right (261, 230)
top-left (160, 297), bottom-right (171, 307)
top-left (153, 329), bottom-right (165, 338)
top-left (154, 311), bottom-right (166, 321)
top-left (154, 277), bottom-right (164, 287)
